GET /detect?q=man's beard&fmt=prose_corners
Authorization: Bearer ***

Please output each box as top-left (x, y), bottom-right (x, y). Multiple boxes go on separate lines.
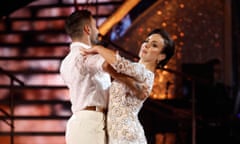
top-left (93, 33), bottom-right (109, 47)
top-left (91, 39), bottom-right (99, 45)
top-left (91, 34), bottom-right (99, 45)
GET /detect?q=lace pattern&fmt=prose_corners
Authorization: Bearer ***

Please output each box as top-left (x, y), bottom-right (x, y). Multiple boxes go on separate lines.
top-left (107, 54), bottom-right (154, 144)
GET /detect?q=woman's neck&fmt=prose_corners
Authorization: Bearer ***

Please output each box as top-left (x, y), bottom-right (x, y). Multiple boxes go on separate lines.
top-left (139, 60), bottom-right (156, 72)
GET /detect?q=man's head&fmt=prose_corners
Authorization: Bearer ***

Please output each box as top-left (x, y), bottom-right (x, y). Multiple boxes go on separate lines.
top-left (65, 10), bottom-right (99, 45)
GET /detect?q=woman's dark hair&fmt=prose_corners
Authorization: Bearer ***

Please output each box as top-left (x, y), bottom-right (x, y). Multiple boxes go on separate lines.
top-left (65, 10), bottom-right (92, 38)
top-left (148, 28), bottom-right (175, 68)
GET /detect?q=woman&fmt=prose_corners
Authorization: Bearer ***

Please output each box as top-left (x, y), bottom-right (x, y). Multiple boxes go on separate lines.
top-left (81, 28), bottom-right (175, 144)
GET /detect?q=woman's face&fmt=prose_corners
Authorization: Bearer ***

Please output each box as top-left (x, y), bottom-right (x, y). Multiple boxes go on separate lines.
top-left (138, 33), bottom-right (165, 63)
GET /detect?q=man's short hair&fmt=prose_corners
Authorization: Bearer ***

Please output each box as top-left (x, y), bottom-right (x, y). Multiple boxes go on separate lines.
top-left (65, 10), bottom-right (92, 38)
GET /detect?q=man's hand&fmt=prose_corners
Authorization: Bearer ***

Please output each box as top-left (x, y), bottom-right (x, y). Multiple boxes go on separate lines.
top-left (131, 82), bottom-right (149, 100)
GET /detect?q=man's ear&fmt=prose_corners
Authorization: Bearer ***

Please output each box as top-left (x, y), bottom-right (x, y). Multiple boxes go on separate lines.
top-left (83, 25), bottom-right (90, 35)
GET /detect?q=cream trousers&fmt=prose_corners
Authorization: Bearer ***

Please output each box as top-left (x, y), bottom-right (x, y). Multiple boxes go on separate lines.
top-left (65, 110), bottom-right (106, 144)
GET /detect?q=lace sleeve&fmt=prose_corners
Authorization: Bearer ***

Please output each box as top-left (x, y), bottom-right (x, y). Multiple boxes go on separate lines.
top-left (145, 72), bottom-right (155, 94)
top-left (84, 54), bottom-right (105, 74)
top-left (110, 53), bottom-right (146, 82)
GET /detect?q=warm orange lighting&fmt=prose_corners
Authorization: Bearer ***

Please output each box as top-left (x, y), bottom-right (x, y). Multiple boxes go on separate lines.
top-left (157, 10), bottom-right (162, 15)
top-left (179, 3), bottom-right (185, 8)
top-left (172, 35), bottom-right (178, 40)
top-left (150, 69), bottom-right (175, 100)
top-left (161, 22), bottom-right (167, 27)
top-left (180, 32), bottom-right (184, 37)
top-left (99, 0), bottom-right (141, 35)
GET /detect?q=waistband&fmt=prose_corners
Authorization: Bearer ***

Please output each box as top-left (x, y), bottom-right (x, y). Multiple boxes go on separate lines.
top-left (82, 106), bottom-right (107, 114)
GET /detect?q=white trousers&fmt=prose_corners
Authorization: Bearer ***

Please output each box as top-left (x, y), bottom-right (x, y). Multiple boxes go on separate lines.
top-left (65, 111), bottom-right (106, 144)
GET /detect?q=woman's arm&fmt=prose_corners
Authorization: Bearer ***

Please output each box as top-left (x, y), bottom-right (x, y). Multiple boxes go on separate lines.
top-left (103, 61), bottom-right (148, 100)
top-left (80, 45), bottom-right (144, 82)
top-left (80, 45), bottom-right (150, 99)
top-left (81, 45), bottom-right (117, 65)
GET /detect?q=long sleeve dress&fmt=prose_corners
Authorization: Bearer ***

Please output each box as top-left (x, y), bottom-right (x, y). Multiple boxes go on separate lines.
top-left (107, 54), bottom-right (154, 144)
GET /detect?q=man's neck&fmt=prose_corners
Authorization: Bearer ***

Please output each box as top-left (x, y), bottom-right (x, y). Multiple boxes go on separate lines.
top-left (72, 37), bottom-right (91, 46)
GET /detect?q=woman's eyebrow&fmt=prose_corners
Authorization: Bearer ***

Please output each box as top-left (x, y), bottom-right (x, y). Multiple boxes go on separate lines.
top-left (150, 40), bottom-right (160, 44)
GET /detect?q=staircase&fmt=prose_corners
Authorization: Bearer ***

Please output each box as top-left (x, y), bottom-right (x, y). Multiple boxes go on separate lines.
top-left (0, 1), bottom-right (123, 144)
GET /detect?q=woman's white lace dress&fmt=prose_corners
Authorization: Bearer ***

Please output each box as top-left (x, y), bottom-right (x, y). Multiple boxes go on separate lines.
top-left (107, 54), bottom-right (154, 144)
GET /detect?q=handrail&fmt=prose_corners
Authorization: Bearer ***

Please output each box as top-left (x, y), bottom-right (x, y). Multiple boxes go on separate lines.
top-left (0, 132), bottom-right (65, 136)
top-left (0, 56), bottom-right (64, 60)
top-left (0, 67), bottom-right (24, 86)
top-left (0, 67), bottom-right (24, 144)
top-left (0, 85), bottom-right (67, 89)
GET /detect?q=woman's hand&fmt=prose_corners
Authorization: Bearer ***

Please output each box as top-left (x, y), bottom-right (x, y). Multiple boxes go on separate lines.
top-left (79, 45), bottom-right (102, 55)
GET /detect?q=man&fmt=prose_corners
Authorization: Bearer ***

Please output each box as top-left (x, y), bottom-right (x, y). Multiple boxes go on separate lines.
top-left (60, 10), bottom-right (111, 144)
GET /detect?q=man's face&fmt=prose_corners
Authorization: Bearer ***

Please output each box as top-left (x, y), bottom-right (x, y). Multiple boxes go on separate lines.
top-left (89, 17), bottom-right (99, 45)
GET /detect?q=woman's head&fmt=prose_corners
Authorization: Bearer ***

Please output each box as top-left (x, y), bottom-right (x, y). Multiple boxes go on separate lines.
top-left (139, 28), bottom-right (175, 69)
